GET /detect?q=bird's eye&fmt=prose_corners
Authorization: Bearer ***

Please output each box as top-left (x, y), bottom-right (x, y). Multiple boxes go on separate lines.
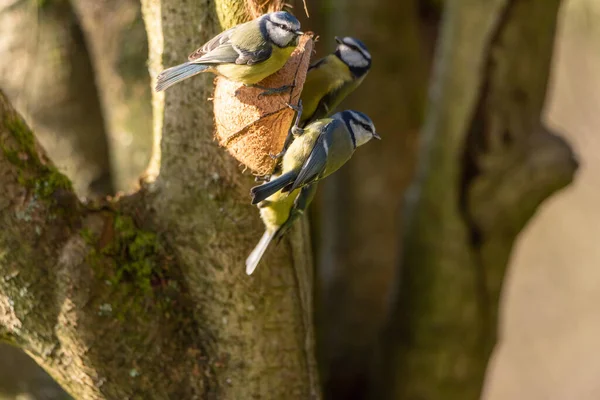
top-left (359, 122), bottom-right (372, 132)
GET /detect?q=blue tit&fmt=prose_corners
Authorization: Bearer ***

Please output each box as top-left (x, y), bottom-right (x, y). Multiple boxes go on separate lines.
top-left (299, 36), bottom-right (372, 126)
top-left (155, 11), bottom-right (303, 92)
top-left (245, 182), bottom-right (318, 275)
top-left (250, 109), bottom-right (380, 205)
top-left (246, 109), bottom-right (379, 273)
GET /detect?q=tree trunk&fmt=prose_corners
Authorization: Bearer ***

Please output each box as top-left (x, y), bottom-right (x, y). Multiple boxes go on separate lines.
top-left (0, 0), bottom-right (113, 197)
top-left (70, 0), bottom-right (153, 192)
top-left (379, 0), bottom-right (577, 399)
top-left (0, 0), bottom-right (318, 398)
top-left (301, 0), bottom-right (430, 398)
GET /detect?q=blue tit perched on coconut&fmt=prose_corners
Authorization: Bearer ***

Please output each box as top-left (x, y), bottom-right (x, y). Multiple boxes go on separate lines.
top-left (245, 109), bottom-right (380, 274)
top-left (155, 11), bottom-right (303, 93)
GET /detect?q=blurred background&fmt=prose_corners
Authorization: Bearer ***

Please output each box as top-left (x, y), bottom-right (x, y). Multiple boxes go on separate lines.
top-left (0, 0), bottom-right (599, 399)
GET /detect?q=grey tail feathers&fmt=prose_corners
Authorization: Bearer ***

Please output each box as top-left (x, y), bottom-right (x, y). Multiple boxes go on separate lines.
top-left (250, 171), bottom-right (296, 205)
top-left (155, 62), bottom-right (209, 92)
top-left (246, 230), bottom-right (276, 275)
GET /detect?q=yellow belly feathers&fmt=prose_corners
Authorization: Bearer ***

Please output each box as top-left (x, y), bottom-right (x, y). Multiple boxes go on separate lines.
top-left (216, 46), bottom-right (296, 85)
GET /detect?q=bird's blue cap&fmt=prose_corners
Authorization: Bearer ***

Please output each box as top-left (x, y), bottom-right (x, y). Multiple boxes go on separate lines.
top-left (265, 11), bottom-right (303, 34)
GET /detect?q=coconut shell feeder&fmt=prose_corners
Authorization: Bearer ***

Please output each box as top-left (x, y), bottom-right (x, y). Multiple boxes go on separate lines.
top-left (213, 33), bottom-right (314, 176)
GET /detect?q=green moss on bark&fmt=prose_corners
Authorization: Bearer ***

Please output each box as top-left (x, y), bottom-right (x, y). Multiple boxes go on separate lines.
top-left (110, 215), bottom-right (160, 293)
top-left (83, 214), bottom-right (162, 296)
top-left (2, 116), bottom-right (73, 203)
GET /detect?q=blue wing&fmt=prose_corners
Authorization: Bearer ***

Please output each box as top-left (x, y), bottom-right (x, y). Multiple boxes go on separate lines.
top-left (284, 121), bottom-right (336, 193)
top-left (274, 183), bottom-right (318, 242)
top-left (187, 22), bottom-right (272, 66)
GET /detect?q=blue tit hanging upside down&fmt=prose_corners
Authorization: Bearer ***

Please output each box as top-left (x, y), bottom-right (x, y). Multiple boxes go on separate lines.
top-left (155, 11), bottom-right (303, 94)
top-left (245, 107), bottom-right (380, 274)
top-left (299, 36), bottom-right (372, 126)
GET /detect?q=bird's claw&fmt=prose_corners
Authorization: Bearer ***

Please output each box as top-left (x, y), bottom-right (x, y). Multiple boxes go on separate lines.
top-left (254, 174), bottom-right (271, 182)
top-left (289, 99), bottom-right (304, 136)
top-left (285, 101), bottom-right (303, 113)
top-left (291, 126), bottom-right (304, 137)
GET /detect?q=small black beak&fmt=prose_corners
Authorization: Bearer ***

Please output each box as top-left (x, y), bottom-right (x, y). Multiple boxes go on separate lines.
top-left (373, 132), bottom-right (382, 140)
top-left (335, 36), bottom-right (342, 44)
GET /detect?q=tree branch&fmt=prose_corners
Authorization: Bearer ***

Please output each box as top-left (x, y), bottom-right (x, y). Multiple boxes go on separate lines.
top-left (0, 90), bottom-right (215, 398)
top-left (380, 0), bottom-right (577, 399)
top-left (215, 0), bottom-right (286, 28)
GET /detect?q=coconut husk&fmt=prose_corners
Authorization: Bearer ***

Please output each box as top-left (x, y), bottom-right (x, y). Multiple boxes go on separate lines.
top-left (213, 33), bottom-right (314, 176)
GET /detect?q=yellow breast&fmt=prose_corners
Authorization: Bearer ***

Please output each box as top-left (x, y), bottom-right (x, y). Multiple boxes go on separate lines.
top-left (260, 187), bottom-right (300, 229)
top-left (300, 56), bottom-right (352, 123)
top-left (216, 46), bottom-right (296, 85)
top-left (281, 122), bottom-right (326, 172)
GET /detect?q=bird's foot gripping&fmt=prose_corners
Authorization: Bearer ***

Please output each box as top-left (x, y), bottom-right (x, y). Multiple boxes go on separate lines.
top-left (269, 151), bottom-right (285, 160)
top-left (285, 101), bottom-right (302, 114)
top-left (287, 100), bottom-right (304, 137)
top-left (254, 174), bottom-right (271, 182)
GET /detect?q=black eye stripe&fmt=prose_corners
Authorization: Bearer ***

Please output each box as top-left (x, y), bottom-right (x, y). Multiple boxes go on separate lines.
top-left (276, 23), bottom-right (292, 31)
top-left (348, 116), bottom-right (371, 131)
top-left (344, 115), bottom-right (373, 142)
top-left (358, 121), bottom-right (372, 132)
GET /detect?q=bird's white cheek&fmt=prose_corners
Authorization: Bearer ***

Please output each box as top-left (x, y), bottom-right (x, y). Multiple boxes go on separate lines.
top-left (267, 25), bottom-right (294, 47)
top-left (350, 122), bottom-right (373, 147)
top-left (340, 46), bottom-right (369, 68)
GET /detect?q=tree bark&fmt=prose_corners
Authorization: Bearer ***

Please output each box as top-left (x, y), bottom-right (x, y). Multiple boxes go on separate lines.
top-left (379, 0), bottom-right (577, 399)
top-left (0, 0), bottom-right (318, 398)
top-left (141, 0), bottom-right (318, 397)
top-left (70, 0), bottom-right (153, 192)
top-left (0, 0), bottom-right (113, 197)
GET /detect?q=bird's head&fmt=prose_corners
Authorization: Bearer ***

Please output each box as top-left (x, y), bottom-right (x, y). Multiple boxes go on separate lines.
top-left (335, 110), bottom-right (381, 148)
top-left (335, 36), bottom-right (372, 77)
top-left (263, 12), bottom-right (303, 48)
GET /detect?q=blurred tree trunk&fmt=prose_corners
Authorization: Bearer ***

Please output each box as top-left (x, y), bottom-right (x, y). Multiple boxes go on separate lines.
top-left (304, 0), bottom-right (431, 398)
top-left (0, 0), bottom-right (113, 197)
top-left (70, 0), bottom-right (153, 192)
top-left (379, 0), bottom-right (576, 399)
top-left (0, 1), bottom-right (318, 399)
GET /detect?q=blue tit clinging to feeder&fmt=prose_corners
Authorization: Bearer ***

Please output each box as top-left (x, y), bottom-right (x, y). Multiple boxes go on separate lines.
top-left (250, 109), bottom-right (380, 205)
top-left (246, 109), bottom-right (380, 274)
top-left (299, 37), bottom-right (372, 126)
top-left (271, 36), bottom-right (371, 158)
top-left (155, 11), bottom-right (303, 92)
